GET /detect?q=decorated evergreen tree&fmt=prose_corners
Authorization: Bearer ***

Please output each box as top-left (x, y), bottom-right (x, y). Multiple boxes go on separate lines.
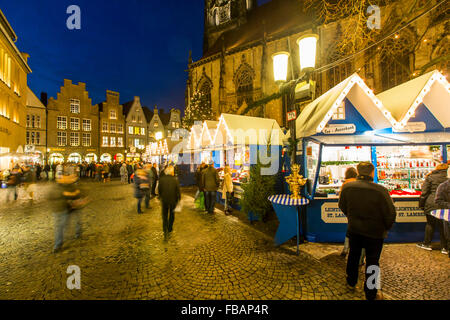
top-left (183, 91), bottom-right (214, 128)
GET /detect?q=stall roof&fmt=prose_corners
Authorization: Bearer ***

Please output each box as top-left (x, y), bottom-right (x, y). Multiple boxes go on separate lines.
top-left (377, 70), bottom-right (450, 128)
top-left (214, 113), bottom-right (285, 146)
top-left (306, 131), bottom-right (450, 146)
top-left (296, 73), bottom-right (397, 138)
top-left (201, 120), bottom-right (218, 147)
top-left (187, 124), bottom-right (202, 150)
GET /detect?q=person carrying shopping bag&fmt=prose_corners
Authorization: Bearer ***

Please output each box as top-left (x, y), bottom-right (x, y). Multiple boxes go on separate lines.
top-left (222, 166), bottom-right (234, 215)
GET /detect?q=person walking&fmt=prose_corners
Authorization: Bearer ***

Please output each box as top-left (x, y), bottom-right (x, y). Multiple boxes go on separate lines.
top-left (435, 178), bottom-right (450, 257)
top-left (51, 162), bottom-right (57, 180)
top-left (6, 165), bottom-right (22, 201)
top-left (55, 162), bottom-right (64, 180)
top-left (120, 163), bottom-right (128, 183)
top-left (36, 163), bottom-right (42, 181)
top-left (340, 167), bottom-right (360, 258)
top-left (416, 163), bottom-right (448, 251)
top-left (158, 165), bottom-right (181, 240)
top-left (44, 163), bottom-right (50, 180)
top-left (51, 174), bottom-right (88, 253)
top-left (222, 166), bottom-right (234, 215)
top-left (338, 162), bottom-right (396, 301)
top-left (194, 163), bottom-right (205, 200)
top-left (134, 169), bottom-right (150, 214)
top-left (143, 163), bottom-right (154, 209)
top-left (202, 162), bottom-right (220, 214)
top-left (151, 163), bottom-right (159, 196)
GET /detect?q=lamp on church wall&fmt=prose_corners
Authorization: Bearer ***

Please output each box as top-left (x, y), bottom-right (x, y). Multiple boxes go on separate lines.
top-left (297, 34), bottom-right (318, 73)
top-left (272, 52), bottom-right (290, 84)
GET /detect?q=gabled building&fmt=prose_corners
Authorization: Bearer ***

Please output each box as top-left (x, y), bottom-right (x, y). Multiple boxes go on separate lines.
top-left (0, 9), bottom-right (31, 169)
top-left (147, 105), bottom-right (165, 141)
top-left (98, 90), bottom-right (126, 162)
top-left (26, 87), bottom-right (46, 163)
top-left (47, 79), bottom-right (99, 164)
top-left (123, 96), bottom-right (147, 161)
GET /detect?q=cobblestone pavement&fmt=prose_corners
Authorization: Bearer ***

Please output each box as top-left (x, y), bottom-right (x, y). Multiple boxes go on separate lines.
top-left (0, 181), bottom-right (448, 300)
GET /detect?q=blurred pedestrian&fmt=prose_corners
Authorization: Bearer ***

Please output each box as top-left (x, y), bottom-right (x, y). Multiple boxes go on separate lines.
top-left (51, 174), bottom-right (89, 253)
top-left (340, 167), bottom-right (359, 258)
top-left (134, 169), bottom-right (150, 214)
top-left (202, 162), bottom-right (220, 214)
top-left (55, 162), bottom-right (63, 180)
top-left (417, 163), bottom-right (448, 251)
top-left (6, 165), bottom-right (22, 201)
top-left (44, 163), bottom-right (50, 180)
top-left (158, 165), bottom-right (181, 240)
top-left (151, 163), bottom-right (159, 196)
top-left (194, 163), bottom-right (205, 200)
top-left (127, 162), bottom-right (133, 184)
top-left (338, 162), bottom-right (396, 300)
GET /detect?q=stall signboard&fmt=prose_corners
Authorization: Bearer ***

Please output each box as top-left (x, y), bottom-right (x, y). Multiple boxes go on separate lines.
top-left (130, 146), bottom-right (136, 153)
top-left (287, 110), bottom-right (297, 122)
top-left (321, 200), bottom-right (426, 224)
top-left (322, 124), bottom-right (356, 134)
top-left (25, 145), bottom-right (35, 153)
top-left (392, 122), bottom-right (426, 133)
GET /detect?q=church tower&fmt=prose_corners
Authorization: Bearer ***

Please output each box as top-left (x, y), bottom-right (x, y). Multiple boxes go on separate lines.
top-left (203, 0), bottom-right (257, 54)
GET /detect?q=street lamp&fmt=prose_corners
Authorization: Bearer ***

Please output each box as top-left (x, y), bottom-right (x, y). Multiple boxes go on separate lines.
top-left (272, 33), bottom-right (319, 163)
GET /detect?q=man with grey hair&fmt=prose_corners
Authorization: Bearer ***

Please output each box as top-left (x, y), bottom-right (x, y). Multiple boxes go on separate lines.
top-left (158, 165), bottom-right (181, 240)
top-left (338, 161), bottom-right (396, 300)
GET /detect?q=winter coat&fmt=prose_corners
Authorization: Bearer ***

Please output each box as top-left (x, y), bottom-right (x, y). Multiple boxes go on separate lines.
top-left (222, 173), bottom-right (233, 199)
top-left (151, 167), bottom-right (158, 181)
top-left (127, 164), bottom-right (133, 174)
top-left (195, 167), bottom-right (204, 190)
top-left (435, 179), bottom-right (450, 210)
top-left (338, 176), bottom-right (397, 239)
top-left (134, 174), bottom-right (150, 198)
top-left (419, 169), bottom-right (448, 214)
top-left (158, 174), bottom-right (181, 207)
top-left (120, 165), bottom-right (128, 176)
top-left (202, 166), bottom-right (220, 192)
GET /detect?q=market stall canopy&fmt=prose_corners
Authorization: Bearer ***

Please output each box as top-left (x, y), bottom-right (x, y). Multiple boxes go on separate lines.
top-left (187, 124), bottom-right (202, 150)
top-left (214, 113), bottom-right (285, 146)
top-left (296, 73), bottom-right (396, 138)
top-left (377, 70), bottom-right (450, 129)
top-left (201, 120), bottom-right (218, 148)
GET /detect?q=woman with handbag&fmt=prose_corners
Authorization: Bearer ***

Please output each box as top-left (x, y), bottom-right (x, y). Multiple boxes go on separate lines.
top-left (222, 166), bottom-right (234, 215)
top-left (417, 163), bottom-right (449, 253)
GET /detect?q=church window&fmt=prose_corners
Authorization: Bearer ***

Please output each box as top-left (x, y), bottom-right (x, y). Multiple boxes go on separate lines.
top-left (235, 66), bottom-right (254, 108)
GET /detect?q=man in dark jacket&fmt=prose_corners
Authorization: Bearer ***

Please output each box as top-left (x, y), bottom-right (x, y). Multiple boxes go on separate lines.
top-left (194, 163), bottom-right (206, 200)
top-left (338, 162), bottom-right (396, 301)
top-left (126, 162), bottom-right (134, 184)
top-left (435, 178), bottom-right (450, 256)
top-left (417, 163), bottom-right (448, 251)
top-left (202, 162), bottom-right (220, 214)
top-left (158, 165), bottom-right (181, 240)
top-left (151, 163), bottom-right (159, 196)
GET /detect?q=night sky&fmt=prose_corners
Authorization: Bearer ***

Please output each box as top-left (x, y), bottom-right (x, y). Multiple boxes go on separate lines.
top-left (2, 0), bottom-right (272, 114)
top-left (1, 0), bottom-right (205, 113)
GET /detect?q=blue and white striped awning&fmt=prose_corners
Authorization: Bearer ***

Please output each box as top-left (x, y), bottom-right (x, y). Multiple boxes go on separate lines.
top-left (268, 194), bottom-right (309, 206)
top-left (429, 209), bottom-right (450, 222)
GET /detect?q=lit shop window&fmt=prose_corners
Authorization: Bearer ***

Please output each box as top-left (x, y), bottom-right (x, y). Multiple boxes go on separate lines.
top-left (70, 132), bottom-right (80, 146)
top-left (83, 119), bottom-right (91, 131)
top-left (57, 116), bottom-right (67, 129)
top-left (57, 132), bottom-right (67, 146)
top-left (70, 117), bottom-right (80, 130)
top-left (332, 101), bottom-right (345, 120)
top-left (70, 99), bottom-right (80, 113)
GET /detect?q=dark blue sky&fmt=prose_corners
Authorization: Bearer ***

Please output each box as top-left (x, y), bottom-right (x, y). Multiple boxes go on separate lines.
top-left (1, 0), bottom-right (205, 112)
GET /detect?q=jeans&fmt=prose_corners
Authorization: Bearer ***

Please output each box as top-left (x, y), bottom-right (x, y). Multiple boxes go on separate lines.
top-left (161, 202), bottom-right (175, 235)
top-left (204, 191), bottom-right (216, 213)
top-left (224, 192), bottom-right (231, 211)
top-left (346, 232), bottom-right (384, 301)
top-left (54, 209), bottom-right (82, 250)
top-left (137, 197), bottom-right (143, 213)
top-left (424, 214), bottom-right (447, 249)
top-left (144, 189), bottom-right (151, 208)
top-left (343, 236), bottom-right (366, 264)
